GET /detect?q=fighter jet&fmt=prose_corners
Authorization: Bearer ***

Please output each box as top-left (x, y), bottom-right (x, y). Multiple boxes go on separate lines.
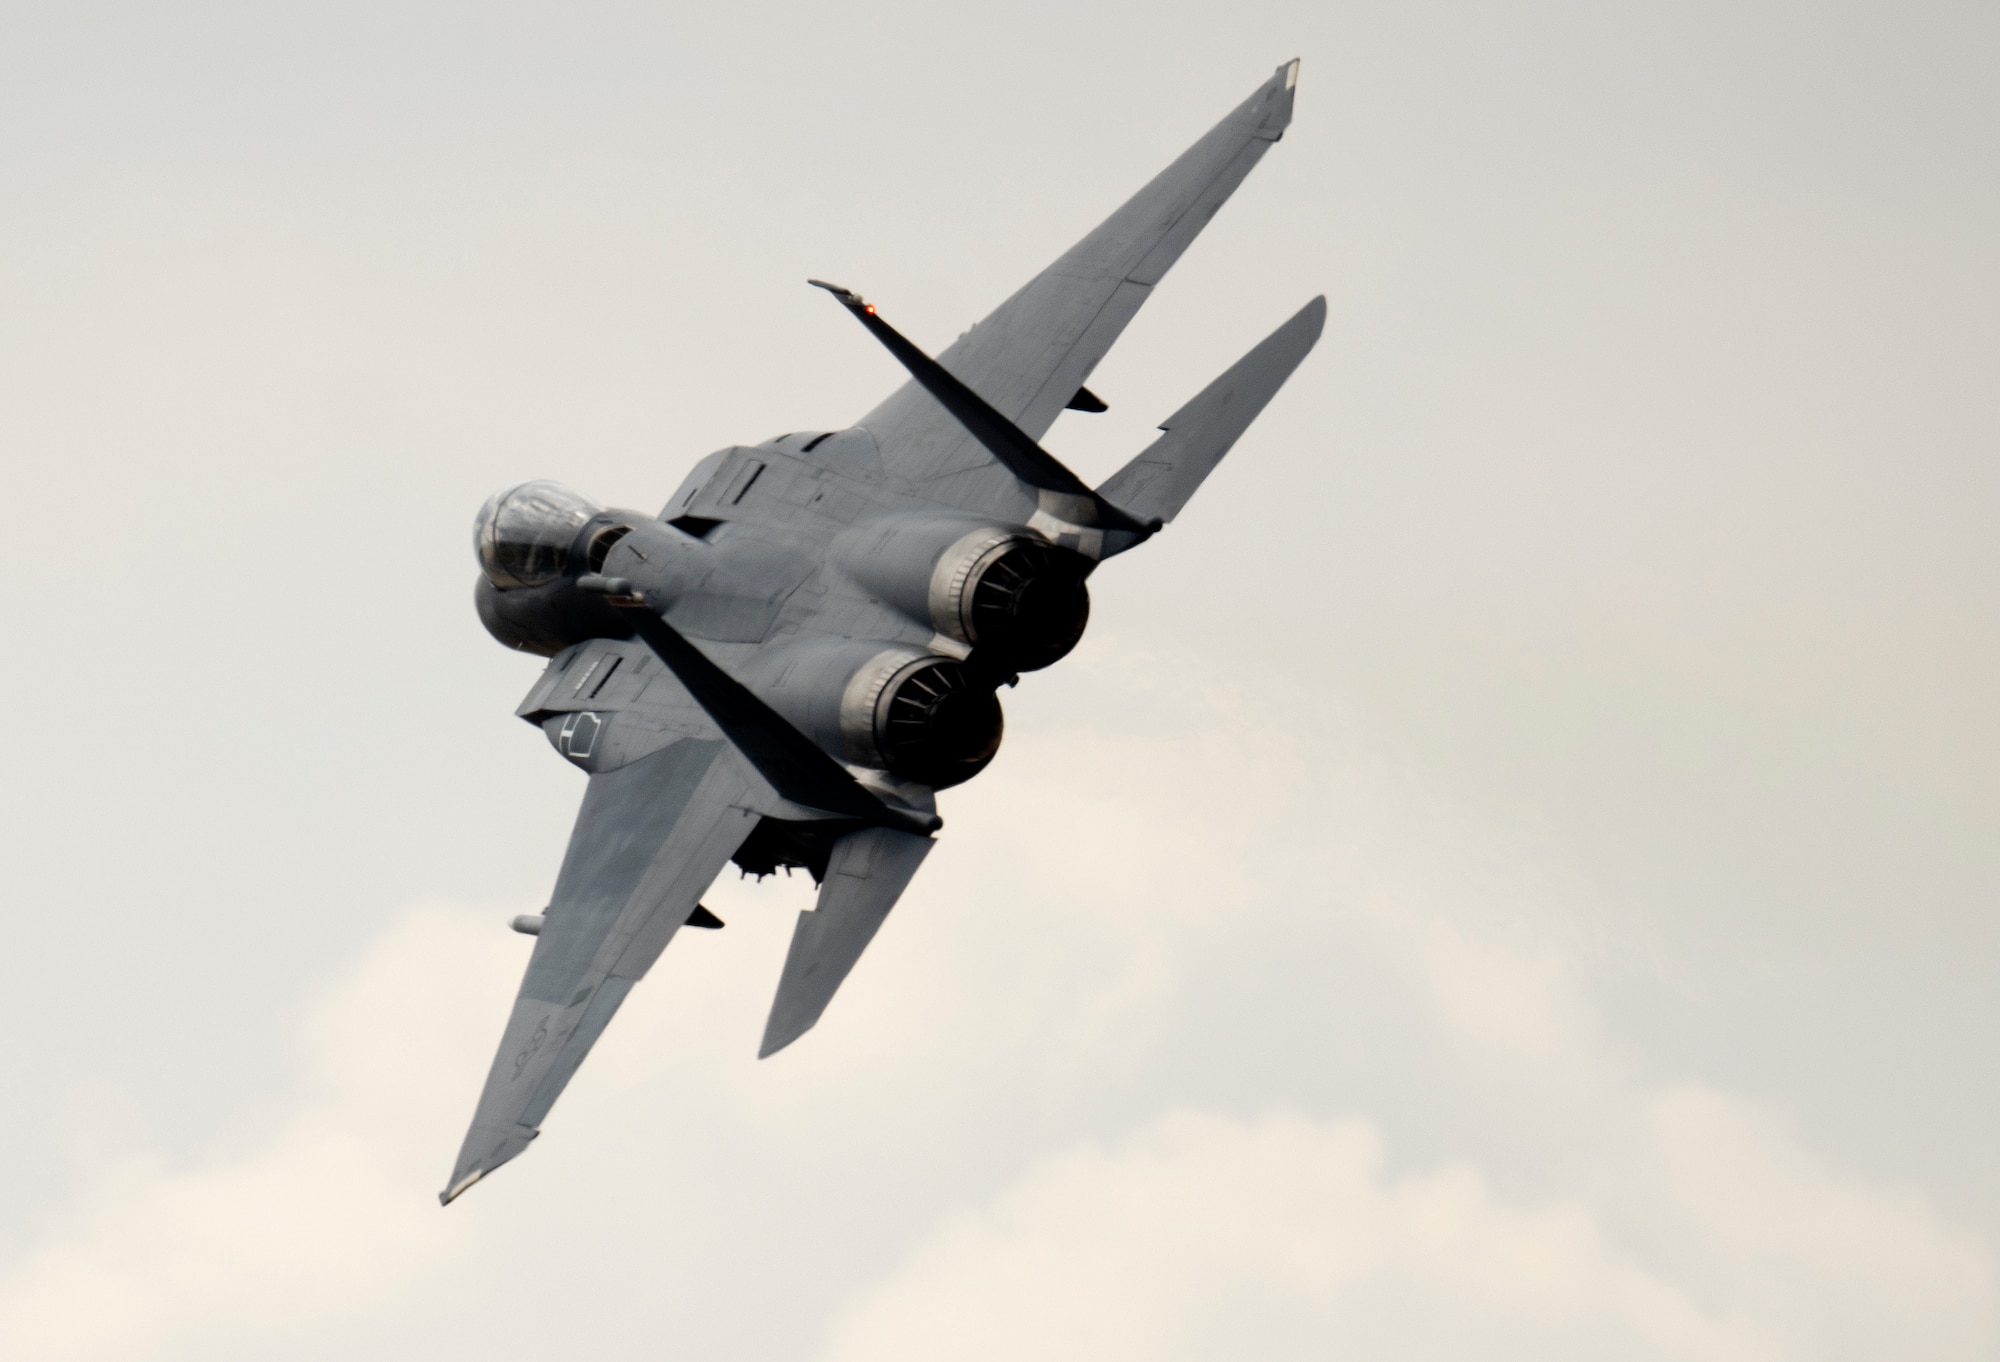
top-left (443, 59), bottom-right (1322, 1203)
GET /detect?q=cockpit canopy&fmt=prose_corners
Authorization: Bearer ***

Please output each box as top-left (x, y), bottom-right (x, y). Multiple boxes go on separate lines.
top-left (474, 480), bottom-right (603, 588)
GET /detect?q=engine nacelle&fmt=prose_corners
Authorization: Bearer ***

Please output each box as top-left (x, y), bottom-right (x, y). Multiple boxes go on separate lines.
top-left (837, 513), bottom-right (1091, 672)
top-left (745, 637), bottom-right (1003, 789)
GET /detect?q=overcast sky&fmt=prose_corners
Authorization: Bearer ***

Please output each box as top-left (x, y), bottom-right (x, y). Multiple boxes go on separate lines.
top-left (1, 2), bottom-right (1996, 1358)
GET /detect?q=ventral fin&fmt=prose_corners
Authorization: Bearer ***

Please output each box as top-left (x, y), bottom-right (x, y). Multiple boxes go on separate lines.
top-left (1065, 385), bottom-right (1109, 413)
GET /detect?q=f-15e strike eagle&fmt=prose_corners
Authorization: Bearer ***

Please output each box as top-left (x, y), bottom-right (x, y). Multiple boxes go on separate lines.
top-left (443, 59), bottom-right (1322, 1203)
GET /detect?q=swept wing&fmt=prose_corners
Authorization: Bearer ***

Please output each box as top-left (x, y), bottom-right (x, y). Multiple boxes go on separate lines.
top-left (857, 59), bottom-right (1300, 512)
top-left (442, 738), bottom-right (760, 1202)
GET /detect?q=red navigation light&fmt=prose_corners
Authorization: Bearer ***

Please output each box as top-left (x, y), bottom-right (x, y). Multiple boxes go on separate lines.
top-left (865, 304), bottom-right (876, 315)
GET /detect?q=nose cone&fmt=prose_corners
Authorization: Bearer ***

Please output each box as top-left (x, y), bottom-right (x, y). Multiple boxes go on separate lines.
top-left (474, 480), bottom-right (603, 588)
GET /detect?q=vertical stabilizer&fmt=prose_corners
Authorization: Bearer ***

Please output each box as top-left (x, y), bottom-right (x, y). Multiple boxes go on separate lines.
top-left (1096, 296), bottom-right (1325, 541)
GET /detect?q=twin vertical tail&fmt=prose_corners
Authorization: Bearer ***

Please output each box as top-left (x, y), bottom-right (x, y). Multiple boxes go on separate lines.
top-left (808, 280), bottom-right (1157, 537)
top-left (1092, 296), bottom-right (1326, 551)
top-left (811, 282), bottom-right (1325, 558)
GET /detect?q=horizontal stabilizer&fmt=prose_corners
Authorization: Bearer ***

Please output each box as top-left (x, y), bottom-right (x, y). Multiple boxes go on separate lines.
top-left (1095, 296), bottom-right (1325, 539)
top-left (759, 826), bottom-right (933, 1058)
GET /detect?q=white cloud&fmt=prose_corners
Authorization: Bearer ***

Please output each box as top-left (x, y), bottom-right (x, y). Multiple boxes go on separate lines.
top-left (1652, 1087), bottom-right (1995, 1358)
top-left (1418, 919), bottom-right (1583, 1059)
top-left (823, 1101), bottom-right (1993, 1362)
top-left (820, 1109), bottom-right (1763, 1362)
top-left (1, 682), bottom-right (1988, 1362)
top-left (0, 729), bottom-right (1990, 1362)
top-left (0, 905), bottom-right (511, 1361)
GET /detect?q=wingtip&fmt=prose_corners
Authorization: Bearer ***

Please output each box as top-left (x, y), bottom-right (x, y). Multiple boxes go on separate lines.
top-left (757, 1016), bottom-right (813, 1059)
top-left (1254, 59), bottom-right (1301, 140)
top-left (1268, 295), bottom-right (1328, 346)
top-left (437, 1126), bottom-right (538, 1206)
top-left (438, 1168), bottom-right (485, 1206)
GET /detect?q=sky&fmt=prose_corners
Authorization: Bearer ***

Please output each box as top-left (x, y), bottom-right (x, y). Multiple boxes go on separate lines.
top-left (0, 1), bottom-right (1996, 1357)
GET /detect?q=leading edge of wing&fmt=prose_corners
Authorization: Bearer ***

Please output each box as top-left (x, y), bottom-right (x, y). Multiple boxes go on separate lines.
top-left (854, 59), bottom-right (1301, 492)
top-left (441, 738), bottom-right (759, 1204)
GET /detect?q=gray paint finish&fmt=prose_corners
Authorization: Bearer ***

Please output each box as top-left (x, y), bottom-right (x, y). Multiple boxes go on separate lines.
top-left (1098, 296), bottom-right (1328, 531)
top-left (759, 827), bottom-right (936, 1058)
top-left (521, 739), bottom-right (726, 1003)
top-left (443, 741), bottom-right (759, 1201)
top-left (854, 60), bottom-right (1300, 519)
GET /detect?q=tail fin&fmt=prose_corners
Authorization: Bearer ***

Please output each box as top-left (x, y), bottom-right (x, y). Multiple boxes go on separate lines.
top-left (1096, 296), bottom-right (1325, 546)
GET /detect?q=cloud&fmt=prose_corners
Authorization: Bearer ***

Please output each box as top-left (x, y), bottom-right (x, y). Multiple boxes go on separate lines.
top-left (0, 672), bottom-right (1988, 1362)
top-left (805, 669), bottom-right (1996, 1362)
top-left (0, 905), bottom-right (511, 1361)
top-left (1419, 919), bottom-right (1584, 1059)
top-left (822, 1101), bottom-right (1992, 1362)
top-left (1653, 1088), bottom-right (1995, 1357)
top-left (820, 1109), bottom-right (1759, 1362)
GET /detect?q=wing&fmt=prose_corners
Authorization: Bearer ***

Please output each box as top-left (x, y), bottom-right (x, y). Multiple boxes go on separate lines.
top-left (855, 59), bottom-right (1300, 511)
top-left (441, 735), bottom-right (760, 1203)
